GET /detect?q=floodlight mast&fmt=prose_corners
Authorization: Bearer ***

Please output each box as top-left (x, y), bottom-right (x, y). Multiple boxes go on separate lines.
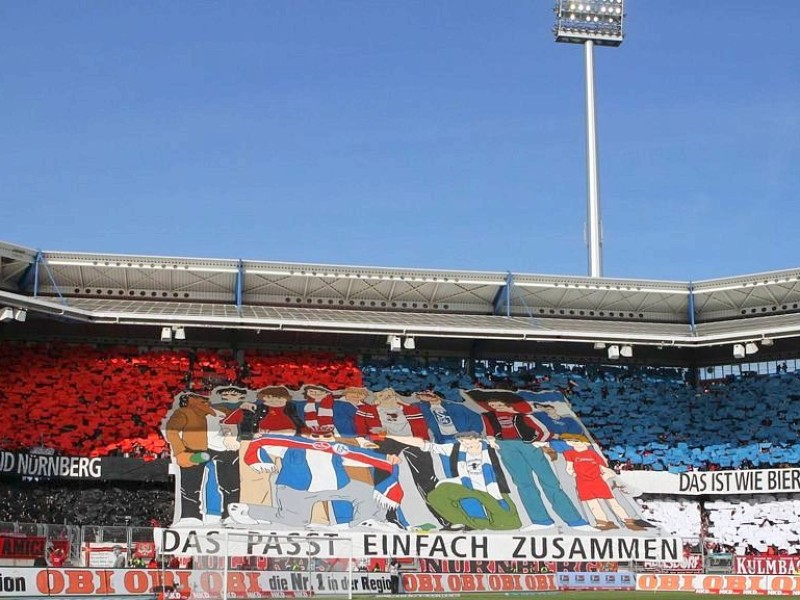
top-left (554, 0), bottom-right (624, 278)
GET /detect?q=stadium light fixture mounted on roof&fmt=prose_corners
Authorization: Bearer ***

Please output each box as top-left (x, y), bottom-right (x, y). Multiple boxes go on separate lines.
top-left (160, 326), bottom-right (186, 342)
top-left (554, 0), bottom-right (625, 278)
top-left (0, 307), bottom-right (26, 322)
top-left (387, 335), bottom-right (402, 352)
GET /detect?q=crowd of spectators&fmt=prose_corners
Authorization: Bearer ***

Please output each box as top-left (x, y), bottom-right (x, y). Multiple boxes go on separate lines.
top-left (0, 481), bottom-right (173, 526)
top-left (11, 341), bottom-right (791, 473)
top-left (0, 342), bottom-right (361, 458)
top-left (568, 371), bottom-right (800, 472)
top-left (704, 495), bottom-right (800, 555)
top-left (0, 342), bottom-right (363, 529)
top-left (361, 358), bottom-right (800, 472)
top-left (2, 342), bottom-right (800, 557)
top-left (637, 494), bottom-right (800, 556)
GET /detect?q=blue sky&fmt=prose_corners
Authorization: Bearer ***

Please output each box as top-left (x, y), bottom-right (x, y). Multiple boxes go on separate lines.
top-left (1, 1), bottom-right (798, 281)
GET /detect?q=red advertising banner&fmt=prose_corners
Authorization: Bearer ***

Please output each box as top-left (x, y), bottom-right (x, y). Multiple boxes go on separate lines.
top-left (0, 535), bottom-right (69, 560)
top-left (401, 572), bottom-right (557, 594)
top-left (0, 568), bottom-right (389, 598)
top-left (637, 573), bottom-right (800, 595)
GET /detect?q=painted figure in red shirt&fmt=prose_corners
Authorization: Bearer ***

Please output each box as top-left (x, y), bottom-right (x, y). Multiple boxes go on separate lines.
top-left (561, 434), bottom-right (647, 531)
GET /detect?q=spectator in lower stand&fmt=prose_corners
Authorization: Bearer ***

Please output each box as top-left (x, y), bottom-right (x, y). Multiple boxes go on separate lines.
top-left (49, 546), bottom-right (66, 567)
top-left (33, 553), bottom-right (48, 567)
top-left (389, 560), bottom-right (401, 594)
top-left (112, 545), bottom-right (127, 568)
top-left (130, 555), bottom-right (146, 568)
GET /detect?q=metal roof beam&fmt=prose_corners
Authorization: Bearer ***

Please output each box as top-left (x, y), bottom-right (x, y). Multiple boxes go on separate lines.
top-left (235, 259), bottom-right (244, 311)
top-left (491, 272), bottom-right (512, 317)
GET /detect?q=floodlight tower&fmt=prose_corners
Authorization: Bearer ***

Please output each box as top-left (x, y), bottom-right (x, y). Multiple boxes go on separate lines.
top-left (554, 0), bottom-right (624, 278)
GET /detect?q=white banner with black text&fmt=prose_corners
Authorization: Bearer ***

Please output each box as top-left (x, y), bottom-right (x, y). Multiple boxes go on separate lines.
top-left (154, 528), bottom-right (680, 562)
top-left (617, 468), bottom-right (800, 496)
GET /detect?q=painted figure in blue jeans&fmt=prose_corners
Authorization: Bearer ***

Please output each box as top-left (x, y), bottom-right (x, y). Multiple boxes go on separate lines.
top-left (480, 397), bottom-right (594, 532)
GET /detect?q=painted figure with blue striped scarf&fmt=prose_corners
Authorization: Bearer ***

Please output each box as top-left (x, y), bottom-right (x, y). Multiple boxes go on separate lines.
top-left (226, 432), bottom-right (405, 529)
top-left (394, 431), bottom-right (521, 531)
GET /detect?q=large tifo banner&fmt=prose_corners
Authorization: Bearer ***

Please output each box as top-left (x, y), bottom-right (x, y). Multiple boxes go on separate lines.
top-left (617, 468), bottom-right (800, 496)
top-left (162, 385), bottom-right (661, 540)
top-left (157, 384), bottom-right (675, 560)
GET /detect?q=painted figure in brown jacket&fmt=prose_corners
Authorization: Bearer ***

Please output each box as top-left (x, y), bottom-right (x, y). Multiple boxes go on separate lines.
top-left (165, 392), bottom-right (240, 525)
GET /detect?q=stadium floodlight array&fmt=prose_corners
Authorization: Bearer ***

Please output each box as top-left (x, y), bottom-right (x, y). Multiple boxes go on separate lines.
top-left (554, 0), bottom-right (624, 46)
top-left (553, 0), bottom-right (624, 278)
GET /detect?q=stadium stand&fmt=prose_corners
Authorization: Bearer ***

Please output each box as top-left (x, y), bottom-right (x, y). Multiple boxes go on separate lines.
top-left (0, 343), bottom-right (185, 456)
top-left (3, 345), bottom-right (800, 558)
top-left (571, 371), bottom-right (800, 472)
top-left (705, 495), bottom-right (800, 554)
top-left (0, 343), bottom-right (362, 458)
top-left (0, 480), bottom-right (173, 527)
top-left (637, 497), bottom-right (702, 540)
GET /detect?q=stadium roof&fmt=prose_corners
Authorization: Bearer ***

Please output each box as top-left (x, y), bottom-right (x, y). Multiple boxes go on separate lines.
top-left (3, 240), bottom-right (800, 365)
